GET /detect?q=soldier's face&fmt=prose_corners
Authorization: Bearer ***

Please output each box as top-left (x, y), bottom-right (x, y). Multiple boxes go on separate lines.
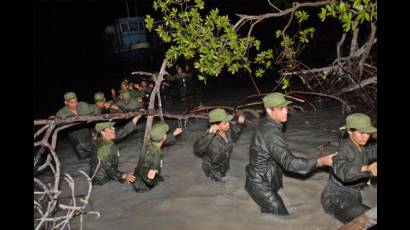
top-left (64, 99), bottom-right (78, 110)
top-left (177, 67), bottom-right (183, 74)
top-left (121, 82), bottom-right (128, 90)
top-left (218, 121), bottom-right (230, 132)
top-left (96, 100), bottom-right (105, 109)
top-left (101, 127), bottom-right (116, 140)
top-left (268, 107), bottom-right (288, 123)
top-left (349, 130), bottom-right (370, 146)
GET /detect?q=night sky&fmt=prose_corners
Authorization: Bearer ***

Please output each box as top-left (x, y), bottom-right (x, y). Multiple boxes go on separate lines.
top-left (34, 0), bottom-right (342, 118)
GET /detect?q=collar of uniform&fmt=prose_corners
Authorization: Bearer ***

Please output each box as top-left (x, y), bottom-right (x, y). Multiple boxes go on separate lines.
top-left (146, 141), bottom-right (161, 152)
top-left (98, 136), bottom-right (114, 145)
top-left (62, 105), bottom-right (76, 115)
top-left (344, 137), bottom-right (363, 153)
top-left (265, 115), bottom-right (283, 130)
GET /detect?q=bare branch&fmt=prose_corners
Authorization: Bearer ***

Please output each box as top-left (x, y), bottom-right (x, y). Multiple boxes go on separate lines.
top-left (143, 58), bottom-right (168, 151)
top-left (287, 91), bottom-right (351, 113)
top-left (359, 23), bottom-right (377, 77)
top-left (35, 124), bottom-right (50, 139)
top-left (337, 33), bottom-right (347, 73)
top-left (334, 76), bottom-right (377, 96)
top-left (236, 1), bottom-right (329, 22)
top-left (267, 0), bottom-right (283, 12)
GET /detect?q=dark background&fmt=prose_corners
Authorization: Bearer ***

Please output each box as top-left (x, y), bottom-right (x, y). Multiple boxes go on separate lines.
top-left (34, 0), bottom-right (342, 118)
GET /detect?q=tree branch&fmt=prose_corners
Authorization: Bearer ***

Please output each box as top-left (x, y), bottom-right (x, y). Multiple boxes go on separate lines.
top-left (359, 23), bottom-right (377, 78)
top-left (334, 76), bottom-right (377, 96)
top-left (337, 33), bottom-right (347, 73)
top-left (235, 1), bottom-right (329, 25)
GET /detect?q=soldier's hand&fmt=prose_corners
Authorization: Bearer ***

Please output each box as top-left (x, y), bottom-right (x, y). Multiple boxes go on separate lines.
top-left (132, 115), bottom-right (142, 124)
top-left (91, 131), bottom-right (97, 141)
top-left (368, 162), bottom-right (377, 177)
top-left (209, 124), bottom-right (220, 134)
top-left (173, 128), bottom-right (183, 136)
top-left (122, 173), bottom-right (136, 183)
top-left (111, 89), bottom-right (116, 96)
top-left (103, 101), bottom-right (112, 109)
top-left (147, 169), bottom-right (158, 180)
top-left (110, 104), bottom-right (119, 110)
top-left (238, 115), bottom-right (245, 124)
top-left (317, 152), bottom-right (337, 167)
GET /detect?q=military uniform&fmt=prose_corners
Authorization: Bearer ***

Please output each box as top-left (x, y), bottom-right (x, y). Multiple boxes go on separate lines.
top-left (321, 113), bottom-right (377, 223)
top-left (56, 102), bottom-right (95, 119)
top-left (89, 120), bottom-right (138, 185)
top-left (173, 73), bottom-right (192, 99)
top-left (193, 109), bottom-right (244, 181)
top-left (132, 122), bottom-right (176, 192)
top-left (56, 92), bottom-right (96, 159)
top-left (88, 92), bottom-right (107, 115)
top-left (245, 93), bottom-right (318, 215)
top-left (116, 91), bottom-right (143, 112)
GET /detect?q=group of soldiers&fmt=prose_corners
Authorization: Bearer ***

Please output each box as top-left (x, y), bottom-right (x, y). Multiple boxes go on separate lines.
top-left (51, 89), bottom-right (377, 225)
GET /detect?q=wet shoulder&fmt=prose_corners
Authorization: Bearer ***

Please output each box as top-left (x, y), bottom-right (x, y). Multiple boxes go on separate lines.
top-left (335, 139), bottom-right (357, 161)
top-left (97, 142), bottom-right (114, 160)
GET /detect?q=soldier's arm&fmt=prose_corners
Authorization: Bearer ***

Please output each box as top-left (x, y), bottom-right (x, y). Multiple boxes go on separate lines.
top-left (267, 133), bottom-right (317, 175)
top-left (193, 131), bottom-right (215, 156)
top-left (115, 119), bottom-right (138, 141)
top-left (229, 122), bottom-right (245, 143)
top-left (88, 104), bottom-right (99, 115)
top-left (163, 133), bottom-right (176, 146)
top-left (139, 152), bottom-right (161, 186)
top-left (365, 143), bottom-right (377, 163)
top-left (332, 152), bottom-right (371, 183)
top-left (55, 108), bottom-right (68, 119)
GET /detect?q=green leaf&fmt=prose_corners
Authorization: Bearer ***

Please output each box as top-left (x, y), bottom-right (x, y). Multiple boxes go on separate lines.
top-left (254, 39), bottom-right (261, 51)
top-left (195, 0), bottom-right (205, 10)
top-left (153, 1), bottom-right (159, 11)
top-left (365, 12), bottom-right (370, 22)
top-left (282, 78), bottom-right (289, 89)
top-left (198, 75), bottom-right (207, 84)
top-left (145, 15), bottom-right (154, 31)
top-left (275, 30), bottom-right (282, 38)
top-left (255, 68), bottom-right (265, 78)
top-left (319, 8), bottom-right (327, 22)
top-left (295, 10), bottom-right (309, 23)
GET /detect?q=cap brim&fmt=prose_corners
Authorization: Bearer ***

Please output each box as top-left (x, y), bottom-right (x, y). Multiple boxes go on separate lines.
top-left (106, 122), bottom-right (116, 129)
top-left (226, 115), bottom-right (234, 121)
top-left (358, 126), bottom-right (377, 134)
top-left (273, 100), bottom-right (292, 108)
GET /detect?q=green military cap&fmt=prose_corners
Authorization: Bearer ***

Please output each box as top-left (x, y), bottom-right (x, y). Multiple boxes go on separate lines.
top-left (262, 92), bottom-right (292, 109)
top-left (122, 91), bottom-right (132, 100)
top-left (64, 91), bottom-right (77, 101)
top-left (208, 108), bottom-right (233, 123)
top-left (95, 121), bottom-right (116, 133)
top-left (150, 122), bottom-right (170, 141)
top-left (342, 113), bottom-right (377, 134)
top-left (94, 92), bottom-right (105, 103)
